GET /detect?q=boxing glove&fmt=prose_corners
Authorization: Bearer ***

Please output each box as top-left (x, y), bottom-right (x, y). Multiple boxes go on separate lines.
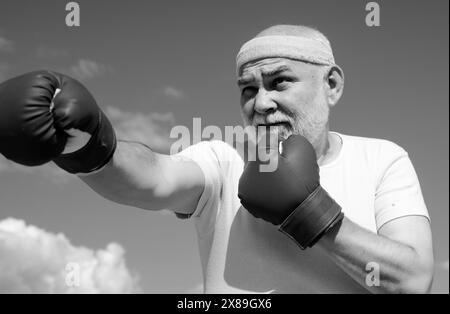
top-left (238, 134), bottom-right (343, 249)
top-left (0, 70), bottom-right (116, 173)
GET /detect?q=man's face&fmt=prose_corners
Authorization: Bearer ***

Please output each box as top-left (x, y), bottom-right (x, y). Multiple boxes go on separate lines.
top-left (238, 57), bottom-right (330, 146)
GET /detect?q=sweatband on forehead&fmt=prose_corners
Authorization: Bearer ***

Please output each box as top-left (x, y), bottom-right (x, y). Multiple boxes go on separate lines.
top-left (236, 35), bottom-right (335, 73)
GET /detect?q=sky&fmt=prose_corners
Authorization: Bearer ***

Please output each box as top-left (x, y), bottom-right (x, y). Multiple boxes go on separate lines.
top-left (0, 0), bottom-right (448, 293)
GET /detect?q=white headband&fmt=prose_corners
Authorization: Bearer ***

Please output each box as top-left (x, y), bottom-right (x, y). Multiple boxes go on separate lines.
top-left (236, 35), bottom-right (335, 73)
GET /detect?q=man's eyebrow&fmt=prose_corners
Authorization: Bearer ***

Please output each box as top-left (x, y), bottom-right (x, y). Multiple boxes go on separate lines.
top-left (237, 77), bottom-right (253, 86)
top-left (261, 65), bottom-right (292, 77)
top-left (237, 65), bottom-right (292, 86)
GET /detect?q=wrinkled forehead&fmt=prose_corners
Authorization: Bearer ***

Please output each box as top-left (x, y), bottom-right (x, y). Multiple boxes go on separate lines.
top-left (237, 57), bottom-right (319, 84)
top-left (239, 58), bottom-right (292, 76)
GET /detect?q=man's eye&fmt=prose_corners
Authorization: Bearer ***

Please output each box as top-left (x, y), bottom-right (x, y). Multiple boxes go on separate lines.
top-left (241, 86), bottom-right (258, 97)
top-left (273, 77), bottom-right (290, 89)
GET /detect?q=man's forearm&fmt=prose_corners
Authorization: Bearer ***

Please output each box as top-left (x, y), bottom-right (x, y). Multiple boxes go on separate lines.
top-left (78, 140), bottom-right (161, 206)
top-left (317, 217), bottom-right (430, 294)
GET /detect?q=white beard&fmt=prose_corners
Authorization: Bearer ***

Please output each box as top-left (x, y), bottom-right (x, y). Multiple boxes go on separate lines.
top-left (291, 99), bottom-right (330, 147)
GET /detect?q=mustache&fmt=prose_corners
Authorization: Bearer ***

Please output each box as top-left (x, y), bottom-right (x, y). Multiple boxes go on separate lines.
top-left (252, 116), bottom-right (293, 126)
top-left (250, 108), bottom-right (298, 126)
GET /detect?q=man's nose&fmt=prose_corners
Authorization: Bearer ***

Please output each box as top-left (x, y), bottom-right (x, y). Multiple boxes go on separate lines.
top-left (254, 89), bottom-right (277, 115)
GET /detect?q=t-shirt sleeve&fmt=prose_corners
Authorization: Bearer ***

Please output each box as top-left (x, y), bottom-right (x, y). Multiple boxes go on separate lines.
top-left (171, 140), bottom-right (242, 222)
top-left (374, 142), bottom-right (430, 230)
top-left (171, 141), bottom-right (223, 220)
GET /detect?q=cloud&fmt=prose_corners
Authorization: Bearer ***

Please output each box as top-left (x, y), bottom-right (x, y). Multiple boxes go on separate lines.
top-left (106, 107), bottom-right (176, 153)
top-left (69, 59), bottom-right (112, 80)
top-left (0, 218), bottom-right (140, 293)
top-left (163, 86), bottom-right (187, 100)
top-left (0, 36), bottom-right (13, 52)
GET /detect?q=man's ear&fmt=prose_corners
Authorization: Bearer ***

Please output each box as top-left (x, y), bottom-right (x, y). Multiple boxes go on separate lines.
top-left (324, 65), bottom-right (344, 107)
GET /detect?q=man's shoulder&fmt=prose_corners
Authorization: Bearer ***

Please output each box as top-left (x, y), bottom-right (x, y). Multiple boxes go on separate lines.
top-left (336, 132), bottom-right (410, 175)
top-left (338, 132), bottom-right (407, 156)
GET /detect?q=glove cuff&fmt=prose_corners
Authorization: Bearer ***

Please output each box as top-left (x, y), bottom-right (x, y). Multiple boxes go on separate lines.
top-left (53, 110), bottom-right (117, 174)
top-left (278, 185), bottom-right (343, 250)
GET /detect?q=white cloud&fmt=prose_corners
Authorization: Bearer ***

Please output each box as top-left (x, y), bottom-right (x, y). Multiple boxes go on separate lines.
top-left (0, 218), bottom-right (140, 293)
top-left (163, 86), bottom-right (186, 100)
top-left (69, 59), bottom-right (112, 80)
top-left (106, 107), bottom-right (176, 153)
top-left (0, 36), bottom-right (13, 52)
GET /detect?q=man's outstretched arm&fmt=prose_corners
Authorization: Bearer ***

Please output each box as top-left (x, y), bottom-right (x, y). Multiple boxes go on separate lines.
top-left (0, 70), bottom-right (204, 216)
top-left (79, 140), bottom-right (204, 215)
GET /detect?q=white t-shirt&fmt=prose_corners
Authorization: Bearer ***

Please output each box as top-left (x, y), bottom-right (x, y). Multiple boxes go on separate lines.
top-left (176, 132), bottom-right (429, 294)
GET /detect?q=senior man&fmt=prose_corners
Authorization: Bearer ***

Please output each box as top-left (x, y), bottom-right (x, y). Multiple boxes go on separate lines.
top-left (0, 24), bottom-right (434, 294)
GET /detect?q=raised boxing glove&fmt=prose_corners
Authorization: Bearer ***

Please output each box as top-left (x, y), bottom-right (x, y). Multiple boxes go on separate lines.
top-left (238, 134), bottom-right (344, 249)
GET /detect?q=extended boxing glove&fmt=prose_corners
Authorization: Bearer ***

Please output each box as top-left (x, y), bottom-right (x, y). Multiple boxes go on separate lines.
top-left (238, 134), bottom-right (344, 249)
top-left (0, 70), bottom-right (116, 173)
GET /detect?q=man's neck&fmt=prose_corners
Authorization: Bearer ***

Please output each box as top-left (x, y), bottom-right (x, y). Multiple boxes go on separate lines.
top-left (317, 130), bottom-right (341, 167)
